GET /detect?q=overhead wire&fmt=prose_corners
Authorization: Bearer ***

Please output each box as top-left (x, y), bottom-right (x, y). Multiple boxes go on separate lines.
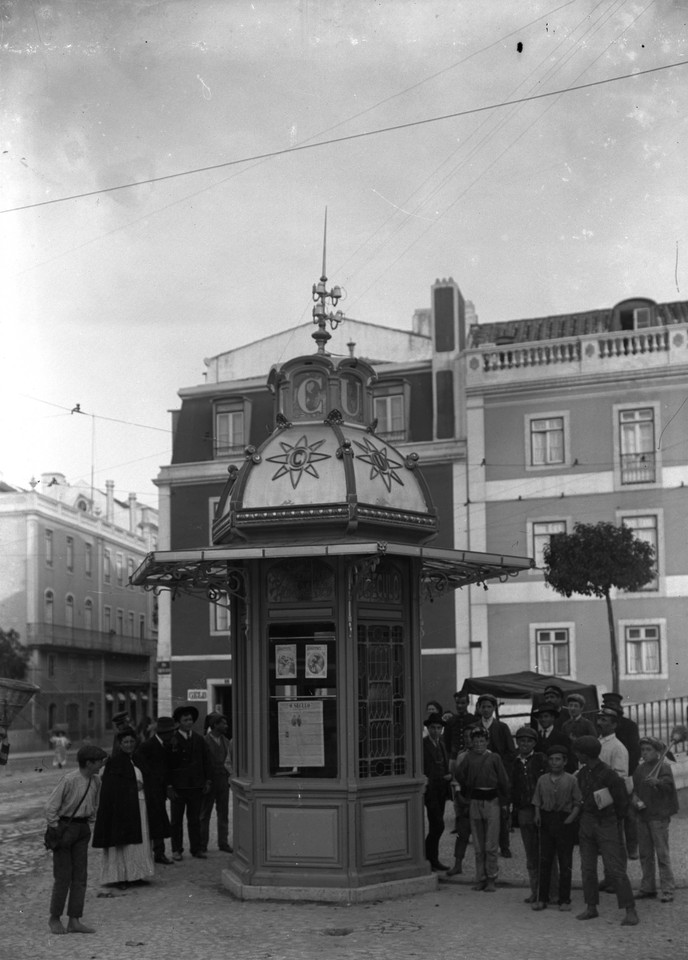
top-left (2, 58), bottom-right (686, 217)
top-left (346, 0), bottom-right (655, 312)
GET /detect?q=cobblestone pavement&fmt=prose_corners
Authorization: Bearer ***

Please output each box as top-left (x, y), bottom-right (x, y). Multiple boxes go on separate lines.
top-left (2, 761), bottom-right (686, 960)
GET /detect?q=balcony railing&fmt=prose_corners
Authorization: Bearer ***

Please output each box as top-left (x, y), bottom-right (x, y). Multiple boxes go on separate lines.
top-left (26, 622), bottom-right (156, 658)
top-left (626, 696), bottom-right (688, 755)
top-left (620, 452), bottom-right (656, 484)
top-left (466, 322), bottom-right (686, 386)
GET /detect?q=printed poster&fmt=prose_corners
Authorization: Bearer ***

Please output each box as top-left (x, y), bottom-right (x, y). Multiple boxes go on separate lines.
top-left (275, 643), bottom-right (297, 680)
top-left (304, 643), bottom-right (327, 680)
top-left (277, 699), bottom-right (324, 767)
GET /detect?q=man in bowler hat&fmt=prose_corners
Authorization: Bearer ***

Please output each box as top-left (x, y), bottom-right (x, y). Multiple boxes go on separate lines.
top-left (135, 715), bottom-right (176, 864)
top-left (169, 705), bottom-right (213, 860)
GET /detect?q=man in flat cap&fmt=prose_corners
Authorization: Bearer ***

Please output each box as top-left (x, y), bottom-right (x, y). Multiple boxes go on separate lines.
top-left (169, 705), bottom-right (213, 861)
top-left (475, 694), bottom-right (516, 858)
top-left (542, 685), bottom-right (570, 727)
top-left (631, 737), bottom-right (678, 903)
top-left (573, 736), bottom-right (638, 926)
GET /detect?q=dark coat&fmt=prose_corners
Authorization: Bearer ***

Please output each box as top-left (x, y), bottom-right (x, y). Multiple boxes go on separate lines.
top-left (615, 715), bottom-right (641, 773)
top-left (92, 753), bottom-right (144, 848)
top-left (135, 736), bottom-right (172, 840)
top-left (169, 730), bottom-right (212, 791)
top-left (511, 751), bottom-right (548, 809)
top-left (444, 712), bottom-right (478, 760)
top-left (480, 720), bottom-right (516, 774)
top-left (423, 735), bottom-right (451, 803)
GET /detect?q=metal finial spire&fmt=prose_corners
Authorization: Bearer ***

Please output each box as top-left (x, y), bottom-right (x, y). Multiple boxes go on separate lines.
top-left (312, 208), bottom-right (344, 354)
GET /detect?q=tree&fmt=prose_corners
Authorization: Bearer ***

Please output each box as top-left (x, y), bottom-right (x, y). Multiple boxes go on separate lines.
top-left (543, 521), bottom-right (655, 691)
top-left (0, 628), bottom-right (30, 681)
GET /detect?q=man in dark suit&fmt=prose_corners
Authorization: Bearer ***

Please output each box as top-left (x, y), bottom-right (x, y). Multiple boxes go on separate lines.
top-left (135, 715), bottom-right (175, 864)
top-left (475, 694), bottom-right (516, 857)
top-left (423, 712), bottom-right (452, 871)
top-left (169, 705), bottom-right (213, 861)
top-left (530, 703), bottom-right (572, 768)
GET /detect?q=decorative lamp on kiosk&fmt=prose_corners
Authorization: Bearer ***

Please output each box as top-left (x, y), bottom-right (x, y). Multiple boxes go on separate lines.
top-left (132, 222), bottom-right (533, 901)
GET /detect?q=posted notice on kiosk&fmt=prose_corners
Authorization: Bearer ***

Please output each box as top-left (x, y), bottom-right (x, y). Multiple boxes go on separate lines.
top-left (277, 700), bottom-right (324, 768)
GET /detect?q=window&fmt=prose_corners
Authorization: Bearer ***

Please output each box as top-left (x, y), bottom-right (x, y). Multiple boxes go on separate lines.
top-left (214, 401), bottom-right (245, 457)
top-left (84, 598), bottom-right (93, 631)
top-left (87, 659), bottom-right (95, 681)
top-left (65, 595), bottom-right (74, 629)
top-left (625, 625), bottom-right (661, 675)
top-left (621, 514), bottom-right (659, 589)
top-left (66, 537), bottom-right (74, 572)
top-left (127, 611), bottom-right (135, 636)
top-left (210, 595), bottom-right (230, 634)
top-left (634, 307), bottom-right (652, 329)
top-left (139, 614), bottom-right (146, 639)
top-left (619, 408), bottom-right (655, 484)
top-left (127, 558), bottom-right (135, 585)
top-left (45, 529), bottom-right (53, 566)
top-left (47, 655), bottom-right (56, 679)
top-left (534, 627), bottom-right (570, 676)
top-left (531, 520), bottom-right (567, 569)
top-left (530, 417), bottom-right (564, 466)
top-left (48, 702), bottom-right (57, 727)
top-left (116, 609), bottom-right (124, 635)
top-left (84, 543), bottom-right (93, 577)
top-left (116, 553), bottom-right (124, 585)
top-left (374, 393), bottom-right (405, 442)
top-left (103, 549), bottom-right (111, 583)
top-left (44, 590), bottom-right (54, 625)
top-left (103, 606), bottom-right (112, 634)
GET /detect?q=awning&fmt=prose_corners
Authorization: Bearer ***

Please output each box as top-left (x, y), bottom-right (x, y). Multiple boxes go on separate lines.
top-left (131, 540), bottom-right (533, 602)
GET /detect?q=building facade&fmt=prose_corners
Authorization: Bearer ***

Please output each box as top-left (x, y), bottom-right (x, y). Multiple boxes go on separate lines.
top-left (157, 284), bottom-right (688, 717)
top-left (0, 473), bottom-right (158, 750)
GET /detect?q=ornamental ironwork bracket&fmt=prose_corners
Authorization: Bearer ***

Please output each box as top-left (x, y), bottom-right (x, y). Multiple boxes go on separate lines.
top-left (140, 561), bottom-right (248, 605)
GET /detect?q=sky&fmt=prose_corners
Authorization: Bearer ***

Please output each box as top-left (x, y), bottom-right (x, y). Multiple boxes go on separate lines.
top-left (1, 0), bottom-right (687, 508)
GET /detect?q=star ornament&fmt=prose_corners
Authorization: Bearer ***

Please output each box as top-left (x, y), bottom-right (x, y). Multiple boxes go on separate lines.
top-left (353, 436), bottom-right (404, 492)
top-left (266, 434), bottom-right (330, 489)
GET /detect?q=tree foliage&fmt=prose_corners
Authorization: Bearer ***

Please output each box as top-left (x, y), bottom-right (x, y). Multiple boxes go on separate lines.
top-left (0, 628), bottom-right (30, 680)
top-left (543, 521), bottom-right (656, 689)
top-left (544, 521), bottom-right (655, 598)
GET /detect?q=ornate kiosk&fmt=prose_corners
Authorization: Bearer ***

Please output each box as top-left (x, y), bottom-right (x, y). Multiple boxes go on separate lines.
top-left (133, 270), bottom-right (532, 901)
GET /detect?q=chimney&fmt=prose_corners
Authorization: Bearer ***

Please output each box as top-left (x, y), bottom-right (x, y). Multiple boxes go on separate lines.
top-left (128, 492), bottom-right (138, 534)
top-left (105, 480), bottom-right (115, 523)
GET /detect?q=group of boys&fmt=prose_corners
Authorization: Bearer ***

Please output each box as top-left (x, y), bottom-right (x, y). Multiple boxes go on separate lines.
top-left (44, 704), bottom-right (233, 936)
top-left (424, 685), bottom-right (678, 926)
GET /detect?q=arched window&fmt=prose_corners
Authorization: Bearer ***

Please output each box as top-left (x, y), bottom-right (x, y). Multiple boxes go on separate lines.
top-left (65, 594), bottom-right (74, 629)
top-left (84, 598), bottom-right (93, 632)
top-left (44, 590), bottom-right (54, 625)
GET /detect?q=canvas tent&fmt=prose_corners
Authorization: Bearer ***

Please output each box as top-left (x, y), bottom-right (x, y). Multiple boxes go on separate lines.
top-left (459, 671), bottom-right (599, 715)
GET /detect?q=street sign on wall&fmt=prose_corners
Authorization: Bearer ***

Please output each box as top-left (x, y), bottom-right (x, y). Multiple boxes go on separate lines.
top-left (187, 689), bottom-right (208, 701)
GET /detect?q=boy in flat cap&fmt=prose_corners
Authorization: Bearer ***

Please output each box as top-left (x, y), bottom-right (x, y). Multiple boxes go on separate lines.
top-left (562, 693), bottom-right (596, 741)
top-left (573, 736), bottom-right (639, 926)
top-left (531, 744), bottom-right (582, 912)
top-left (45, 744), bottom-right (108, 935)
top-left (510, 726), bottom-right (547, 902)
top-left (456, 726), bottom-right (510, 892)
top-left (631, 737), bottom-right (678, 902)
